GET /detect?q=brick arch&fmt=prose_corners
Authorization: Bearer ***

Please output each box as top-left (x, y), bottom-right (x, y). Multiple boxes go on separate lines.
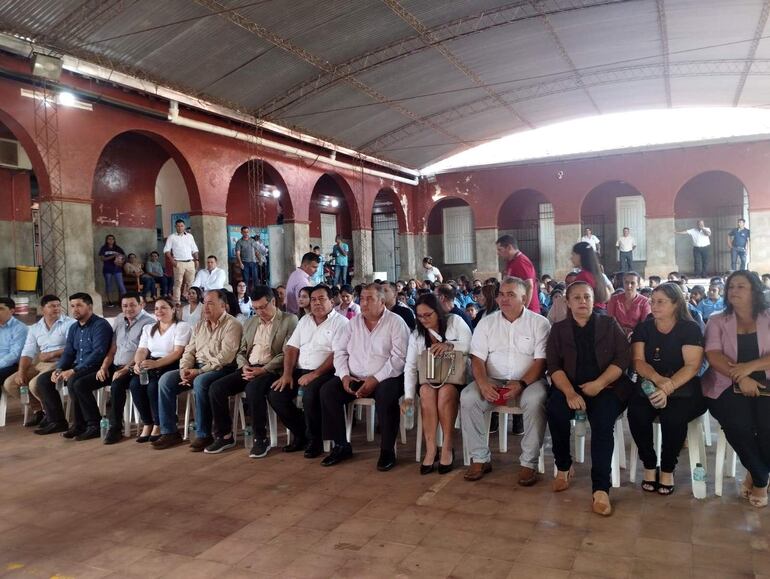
top-left (497, 188), bottom-right (551, 229)
top-left (422, 195), bottom-right (474, 233)
top-left (225, 159), bottom-right (293, 226)
top-left (0, 106), bottom-right (50, 199)
top-left (372, 187), bottom-right (408, 233)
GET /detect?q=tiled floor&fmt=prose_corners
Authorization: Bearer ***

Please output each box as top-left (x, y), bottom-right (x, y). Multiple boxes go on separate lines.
top-left (0, 403), bottom-right (767, 579)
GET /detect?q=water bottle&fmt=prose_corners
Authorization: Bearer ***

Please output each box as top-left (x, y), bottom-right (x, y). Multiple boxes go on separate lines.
top-left (100, 416), bottom-right (110, 439)
top-left (19, 385), bottom-right (30, 405)
top-left (244, 426), bottom-right (253, 448)
top-left (692, 462), bottom-right (707, 499)
top-left (139, 367), bottom-right (149, 386)
top-left (574, 410), bottom-right (587, 437)
top-left (56, 376), bottom-right (67, 397)
top-left (297, 386), bottom-right (305, 399)
top-left (641, 379), bottom-right (656, 397)
top-left (188, 421), bottom-right (196, 435)
top-left (404, 403), bottom-right (415, 430)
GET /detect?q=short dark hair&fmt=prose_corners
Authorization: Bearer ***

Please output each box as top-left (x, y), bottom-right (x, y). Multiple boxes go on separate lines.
top-left (206, 288), bottom-right (228, 305)
top-left (241, 226), bottom-right (249, 231)
top-left (436, 284), bottom-right (456, 300)
top-left (313, 245), bottom-right (320, 251)
top-left (120, 291), bottom-right (142, 304)
top-left (0, 297), bottom-right (15, 309)
top-left (311, 284), bottom-right (333, 299)
top-left (175, 219), bottom-right (186, 225)
top-left (150, 251), bottom-right (159, 257)
top-left (301, 252), bottom-right (320, 264)
top-left (340, 284), bottom-right (354, 295)
top-left (40, 294), bottom-right (60, 307)
top-left (207, 255), bottom-right (217, 261)
top-left (69, 292), bottom-right (93, 305)
top-left (648, 275), bottom-right (661, 284)
top-left (250, 285), bottom-right (274, 302)
top-left (496, 234), bottom-right (518, 248)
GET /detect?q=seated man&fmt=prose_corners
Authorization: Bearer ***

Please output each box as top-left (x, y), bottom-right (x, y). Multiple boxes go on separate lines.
top-left (35, 293), bottom-right (113, 437)
top-left (271, 284), bottom-right (349, 458)
top-left (124, 254), bottom-right (155, 301)
top-left (0, 297), bottom-right (29, 407)
top-left (436, 284), bottom-right (474, 330)
top-left (461, 277), bottom-right (550, 485)
top-left (3, 295), bottom-right (74, 427)
top-left (206, 285), bottom-right (297, 456)
top-left (152, 289), bottom-right (242, 450)
top-left (381, 281), bottom-right (416, 332)
top-left (192, 255), bottom-right (228, 292)
top-left (145, 251), bottom-right (170, 299)
top-left (320, 283), bottom-right (409, 471)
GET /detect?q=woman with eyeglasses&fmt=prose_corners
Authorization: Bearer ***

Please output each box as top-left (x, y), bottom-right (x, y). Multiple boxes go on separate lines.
top-left (402, 293), bottom-right (471, 474)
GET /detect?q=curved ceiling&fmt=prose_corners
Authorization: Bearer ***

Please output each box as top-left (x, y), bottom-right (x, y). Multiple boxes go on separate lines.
top-left (1, 0), bottom-right (770, 169)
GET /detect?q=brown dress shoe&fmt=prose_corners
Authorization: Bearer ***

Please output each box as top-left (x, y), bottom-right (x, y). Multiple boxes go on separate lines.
top-left (151, 432), bottom-right (183, 450)
top-left (464, 460), bottom-right (492, 481)
top-left (592, 491), bottom-right (612, 516)
top-left (189, 435), bottom-right (214, 452)
top-left (552, 468), bottom-right (573, 492)
top-left (518, 466), bottom-right (538, 487)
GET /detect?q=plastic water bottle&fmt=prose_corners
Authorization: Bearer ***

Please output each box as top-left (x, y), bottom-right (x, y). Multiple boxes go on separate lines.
top-left (244, 426), bottom-right (253, 448)
top-left (297, 386), bottom-right (305, 398)
top-left (641, 379), bottom-right (656, 397)
top-left (100, 416), bottom-right (110, 439)
top-left (692, 462), bottom-right (707, 499)
top-left (56, 376), bottom-right (67, 397)
top-left (139, 367), bottom-right (149, 386)
top-left (19, 385), bottom-right (30, 405)
top-left (404, 404), bottom-right (415, 430)
top-left (188, 421), bottom-right (196, 435)
top-left (574, 410), bottom-right (587, 436)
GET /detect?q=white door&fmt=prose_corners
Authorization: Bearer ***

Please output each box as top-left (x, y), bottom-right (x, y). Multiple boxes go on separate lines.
top-left (320, 213), bottom-right (337, 256)
top-left (443, 206), bottom-right (474, 264)
top-left (372, 212), bottom-right (399, 281)
top-left (538, 203), bottom-right (556, 276)
top-left (616, 196), bottom-right (646, 261)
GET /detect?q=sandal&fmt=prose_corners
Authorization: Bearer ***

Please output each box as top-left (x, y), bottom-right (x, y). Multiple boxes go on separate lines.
top-left (657, 471), bottom-right (675, 496)
top-left (641, 468), bottom-right (659, 493)
top-left (552, 467), bottom-right (574, 492)
top-left (741, 474), bottom-right (753, 499)
top-left (749, 483), bottom-right (769, 508)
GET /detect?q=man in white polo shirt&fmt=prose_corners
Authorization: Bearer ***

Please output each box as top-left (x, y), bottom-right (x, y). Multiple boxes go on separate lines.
top-left (676, 219), bottom-right (711, 277)
top-left (461, 276), bottom-right (550, 486)
top-left (164, 219), bottom-right (199, 305)
top-left (270, 284), bottom-right (349, 458)
top-left (616, 227), bottom-right (636, 272)
top-left (192, 255), bottom-right (228, 292)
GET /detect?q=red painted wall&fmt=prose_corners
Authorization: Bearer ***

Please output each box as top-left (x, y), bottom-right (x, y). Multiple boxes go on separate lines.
top-left (308, 174), bottom-right (353, 238)
top-left (498, 189), bottom-right (546, 228)
top-left (674, 171), bottom-right (744, 219)
top-left (226, 163), bottom-right (281, 227)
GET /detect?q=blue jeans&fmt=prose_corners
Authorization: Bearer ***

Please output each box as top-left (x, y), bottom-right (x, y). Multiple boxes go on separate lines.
top-left (619, 251), bottom-right (633, 272)
top-left (334, 265), bottom-right (348, 286)
top-left (140, 275), bottom-right (156, 298)
top-left (103, 272), bottom-right (126, 301)
top-left (158, 368), bottom-right (232, 436)
top-left (242, 261), bottom-right (258, 289)
top-left (731, 248), bottom-right (747, 270)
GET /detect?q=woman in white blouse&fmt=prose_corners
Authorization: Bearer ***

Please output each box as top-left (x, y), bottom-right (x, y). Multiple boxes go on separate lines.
top-left (235, 281), bottom-right (252, 322)
top-left (129, 298), bottom-right (192, 442)
top-left (402, 293), bottom-right (472, 474)
top-left (181, 286), bottom-right (203, 326)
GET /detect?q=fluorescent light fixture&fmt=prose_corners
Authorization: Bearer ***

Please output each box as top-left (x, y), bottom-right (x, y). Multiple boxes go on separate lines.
top-left (330, 199), bottom-right (339, 208)
top-left (272, 189), bottom-right (281, 198)
top-left (58, 91), bottom-right (76, 106)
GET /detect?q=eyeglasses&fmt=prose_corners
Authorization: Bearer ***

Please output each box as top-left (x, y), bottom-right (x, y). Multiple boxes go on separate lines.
top-left (416, 311), bottom-right (436, 320)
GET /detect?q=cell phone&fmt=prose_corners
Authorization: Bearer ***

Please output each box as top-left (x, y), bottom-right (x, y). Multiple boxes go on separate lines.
top-left (349, 380), bottom-right (363, 392)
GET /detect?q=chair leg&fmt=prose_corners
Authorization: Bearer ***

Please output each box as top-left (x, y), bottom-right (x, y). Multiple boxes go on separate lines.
top-left (686, 420), bottom-right (704, 497)
top-left (538, 444), bottom-right (545, 474)
top-left (366, 404), bottom-right (375, 442)
top-left (611, 434), bottom-right (621, 488)
top-left (415, 408), bottom-right (423, 463)
top-left (267, 405), bottom-right (279, 447)
top-left (499, 413), bottom-right (509, 453)
top-left (0, 394), bottom-right (7, 427)
top-left (344, 403), bottom-right (354, 443)
top-left (123, 391), bottom-right (133, 437)
top-left (629, 440), bottom-right (638, 483)
top-left (183, 392), bottom-right (193, 441)
top-left (616, 416), bottom-right (627, 469)
top-left (702, 411), bottom-right (713, 447)
top-left (715, 428), bottom-right (726, 497)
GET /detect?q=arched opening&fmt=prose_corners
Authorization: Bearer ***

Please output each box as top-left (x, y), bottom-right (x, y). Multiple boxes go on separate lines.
top-left (580, 181), bottom-right (647, 276)
top-left (371, 187), bottom-right (407, 281)
top-left (497, 189), bottom-right (553, 276)
top-left (425, 197), bottom-right (475, 280)
top-left (310, 173), bottom-right (354, 282)
top-left (91, 131), bottom-right (198, 303)
top-left (225, 159), bottom-right (290, 286)
top-left (674, 171), bottom-right (748, 277)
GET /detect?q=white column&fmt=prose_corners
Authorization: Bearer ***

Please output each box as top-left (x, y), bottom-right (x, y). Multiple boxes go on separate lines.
top-left (749, 209), bottom-right (770, 274)
top-left (352, 228), bottom-right (373, 283)
top-left (645, 217), bottom-right (679, 279)
top-left (554, 223), bottom-right (581, 280)
top-left (399, 233), bottom-right (418, 281)
top-left (474, 228), bottom-right (500, 281)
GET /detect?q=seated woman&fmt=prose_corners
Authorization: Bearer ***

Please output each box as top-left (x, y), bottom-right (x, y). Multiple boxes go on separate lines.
top-left (234, 280), bottom-right (252, 322)
top-left (128, 298), bottom-right (191, 443)
top-left (402, 293), bottom-right (472, 474)
top-left (607, 271), bottom-right (651, 337)
top-left (546, 281), bottom-right (632, 516)
top-left (628, 283), bottom-right (706, 495)
top-left (703, 271), bottom-right (770, 508)
top-left (181, 286), bottom-right (203, 326)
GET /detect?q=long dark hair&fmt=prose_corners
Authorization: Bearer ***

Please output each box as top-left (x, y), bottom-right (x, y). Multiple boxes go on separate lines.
top-left (724, 271), bottom-right (768, 319)
top-left (415, 293), bottom-right (449, 349)
top-left (480, 284), bottom-right (499, 315)
top-left (150, 297), bottom-right (178, 337)
top-left (652, 282), bottom-right (693, 323)
top-left (572, 242), bottom-right (608, 303)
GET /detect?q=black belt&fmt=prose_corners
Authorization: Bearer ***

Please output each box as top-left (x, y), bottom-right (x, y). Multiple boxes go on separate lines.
top-left (177, 259), bottom-right (193, 262)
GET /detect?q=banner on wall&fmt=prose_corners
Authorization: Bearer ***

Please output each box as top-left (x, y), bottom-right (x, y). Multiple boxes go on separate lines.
top-left (170, 212), bottom-right (191, 233)
top-left (227, 225), bottom-right (270, 260)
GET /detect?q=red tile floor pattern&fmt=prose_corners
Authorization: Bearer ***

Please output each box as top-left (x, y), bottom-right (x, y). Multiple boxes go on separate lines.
top-left (0, 403), bottom-right (768, 579)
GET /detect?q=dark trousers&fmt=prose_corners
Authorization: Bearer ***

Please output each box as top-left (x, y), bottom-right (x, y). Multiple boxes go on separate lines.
top-left (209, 369), bottom-right (279, 439)
top-left (37, 366), bottom-right (101, 427)
top-left (547, 387), bottom-right (626, 493)
top-left (619, 251), bottom-right (633, 272)
top-left (128, 364), bottom-right (177, 427)
top-left (627, 391), bottom-right (706, 472)
top-left (320, 375), bottom-right (404, 450)
top-left (0, 365), bottom-right (18, 399)
top-left (266, 369), bottom-right (315, 442)
top-left (297, 369), bottom-right (336, 443)
top-left (693, 246), bottom-right (709, 277)
top-left (708, 388), bottom-right (770, 488)
top-left (107, 369), bottom-right (134, 429)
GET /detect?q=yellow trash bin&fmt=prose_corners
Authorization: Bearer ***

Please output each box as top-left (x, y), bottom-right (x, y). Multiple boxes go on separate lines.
top-left (15, 266), bottom-right (38, 292)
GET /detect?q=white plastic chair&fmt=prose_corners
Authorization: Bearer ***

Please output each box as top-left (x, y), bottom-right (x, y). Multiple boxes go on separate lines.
top-left (0, 393), bottom-right (7, 427)
top-left (571, 414), bottom-right (627, 488)
top-left (344, 398), bottom-right (407, 447)
top-left (714, 425), bottom-right (738, 497)
top-left (414, 397), bottom-right (462, 462)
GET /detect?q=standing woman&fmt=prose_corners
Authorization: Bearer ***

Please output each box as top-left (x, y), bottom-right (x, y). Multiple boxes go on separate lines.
top-left (235, 280), bottom-right (252, 322)
top-left (98, 234), bottom-right (126, 307)
top-left (129, 298), bottom-right (191, 442)
top-left (181, 286), bottom-right (203, 326)
top-left (546, 281), bottom-right (631, 516)
top-left (608, 271), bottom-right (652, 337)
top-left (571, 242), bottom-right (610, 311)
top-left (402, 293), bottom-right (472, 474)
top-left (703, 271), bottom-right (770, 507)
top-left (628, 283), bottom-right (706, 495)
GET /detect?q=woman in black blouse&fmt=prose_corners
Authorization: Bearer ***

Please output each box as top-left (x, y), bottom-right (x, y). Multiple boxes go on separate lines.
top-left (627, 283), bottom-right (706, 495)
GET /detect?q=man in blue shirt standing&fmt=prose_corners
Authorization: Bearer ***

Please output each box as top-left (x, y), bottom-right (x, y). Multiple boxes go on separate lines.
top-left (0, 297), bottom-right (29, 398)
top-left (728, 218), bottom-right (750, 271)
top-left (332, 235), bottom-right (349, 286)
top-left (35, 293), bottom-right (113, 437)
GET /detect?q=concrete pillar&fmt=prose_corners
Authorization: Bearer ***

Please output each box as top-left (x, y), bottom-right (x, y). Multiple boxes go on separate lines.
top-left (474, 227), bottom-right (500, 281)
top-left (554, 223), bottom-right (582, 280)
top-left (281, 221), bottom-right (310, 283)
top-left (190, 214), bottom-right (227, 269)
top-left (644, 217), bottom-right (679, 279)
top-left (749, 209), bottom-right (770, 273)
top-left (399, 233), bottom-right (418, 281)
top-left (352, 228), bottom-right (373, 283)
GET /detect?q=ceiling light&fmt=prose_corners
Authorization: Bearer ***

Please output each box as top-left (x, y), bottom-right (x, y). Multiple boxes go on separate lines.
top-left (58, 91), bottom-right (76, 106)
top-left (272, 189), bottom-right (281, 198)
top-left (330, 199), bottom-right (339, 208)
top-left (31, 53), bottom-right (62, 81)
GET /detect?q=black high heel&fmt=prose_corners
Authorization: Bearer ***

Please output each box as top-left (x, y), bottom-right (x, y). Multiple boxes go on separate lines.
top-left (641, 467), bottom-right (659, 492)
top-left (438, 450), bottom-right (454, 474)
top-left (420, 448), bottom-right (438, 475)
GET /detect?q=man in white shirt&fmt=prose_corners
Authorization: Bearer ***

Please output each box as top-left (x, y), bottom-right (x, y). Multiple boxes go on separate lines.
top-left (421, 256), bottom-right (442, 284)
top-left (285, 252), bottom-right (320, 314)
top-left (271, 284), bottom-right (349, 458)
top-left (320, 283), bottom-right (409, 471)
top-left (580, 228), bottom-right (601, 255)
top-left (461, 277), bottom-right (550, 485)
top-left (192, 255), bottom-right (228, 292)
top-left (616, 227), bottom-right (636, 272)
top-left (676, 220), bottom-right (712, 277)
top-left (164, 219), bottom-right (199, 305)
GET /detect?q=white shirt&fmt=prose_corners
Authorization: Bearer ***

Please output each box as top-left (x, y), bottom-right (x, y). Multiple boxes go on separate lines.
top-left (163, 232), bottom-right (199, 261)
top-left (138, 321), bottom-right (192, 359)
top-left (21, 315), bottom-right (76, 359)
top-left (423, 266), bottom-right (441, 282)
top-left (687, 227), bottom-right (712, 247)
top-left (287, 309), bottom-right (349, 370)
top-left (181, 304), bottom-right (202, 326)
top-left (404, 314), bottom-right (472, 400)
top-left (616, 235), bottom-right (636, 252)
top-left (193, 267), bottom-right (228, 291)
top-left (581, 234), bottom-right (600, 251)
top-left (334, 302), bottom-right (361, 319)
top-left (470, 309), bottom-right (550, 381)
top-left (333, 308), bottom-right (410, 383)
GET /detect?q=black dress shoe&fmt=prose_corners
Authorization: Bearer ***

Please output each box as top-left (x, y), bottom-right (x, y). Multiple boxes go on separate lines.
top-left (304, 440), bottom-right (323, 459)
top-left (377, 449), bottom-right (397, 472)
top-left (75, 426), bottom-right (101, 441)
top-left (62, 426), bottom-right (86, 439)
top-left (24, 410), bottom-right (45, 428)
top-left (283, 437), bottom-right (307, 453)
top-left (34, 421), bottom-right (68, 435)
top-left (103, 428), bottom-right (123, 445)
top-left (321, 444), bottom-right (353, 467)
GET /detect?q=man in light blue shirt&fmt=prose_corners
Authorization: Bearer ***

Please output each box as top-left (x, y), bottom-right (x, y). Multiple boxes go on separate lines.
top-left (0, 297), bottom-right (29, 401)
top-left (2, 294), bottom-right (74, 427)
top-left (697, 284), bottom-right (725, 321)
top-left (332, 235), bottom-right (349, 286)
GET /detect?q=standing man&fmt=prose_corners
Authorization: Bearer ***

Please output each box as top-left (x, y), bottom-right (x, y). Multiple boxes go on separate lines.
top-left (728, 218), bottom-right (750, 271)
top-left (164, 219), bottom-right (199, 305)
top-left (460, 277), bottom-right (550, 485)
top-left (320, 284), bottom-right (409, 471)
top-left (616, 227), bottom-right (636, 272)
top-left (35, 293), bottom-right (113, 437)
top-left (495, 235), bottom-right (540, 314)
top-left (0, 298), bottom-right (29, 404)
top-left (581, 227), bottom-right (601, 255)
top-left (192, 255), bottom-right (228, 291)
top-left (285, 252), bottom-right (320, 315)
top-left (332, 235), bottom-right (349, 286)
top-left (676, 220), bottom-right (711, 277)
top-left (235, 226), bottom-right (260, 292)
top-left (310, 246), bottom-right (326, 285)
top-left (3, 295), bottom-right (74, 427)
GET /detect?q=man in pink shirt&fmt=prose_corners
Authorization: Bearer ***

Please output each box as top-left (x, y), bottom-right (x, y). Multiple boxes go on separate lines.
top-left (496, 235), bottom-right (540, 314)
top-left (285, 252), bottom-right (320, 314)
